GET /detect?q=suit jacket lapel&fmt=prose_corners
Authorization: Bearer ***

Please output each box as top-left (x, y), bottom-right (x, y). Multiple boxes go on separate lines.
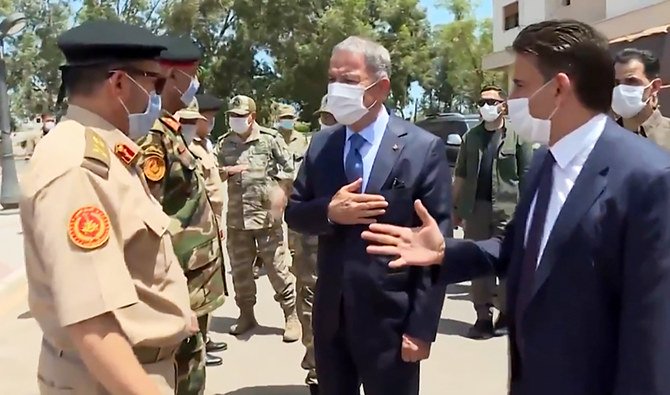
top-left (530, 131), bottom-right (610, 298)
top-left (365, 116), bottom-right (407, 193)
top-left (325, 126), bottom-right (348, 189)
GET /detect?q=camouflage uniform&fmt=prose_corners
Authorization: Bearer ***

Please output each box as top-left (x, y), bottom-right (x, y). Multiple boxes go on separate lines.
top-left (136, 111), bottom-right (227, 395)
top-left (215, 95), bottom-right (297, 339)
top-left (455, 120), bottom-right (532, 324)
top-left (277, 105), bottom-right (319, 385)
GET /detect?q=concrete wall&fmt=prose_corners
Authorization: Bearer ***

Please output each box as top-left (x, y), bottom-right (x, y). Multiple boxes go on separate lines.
top-left (606, 0), bottom-right (665, 19)
top-left (492, 0), bottom-right (546, 52)
top-left (545, 0), bottom-right (606, 22)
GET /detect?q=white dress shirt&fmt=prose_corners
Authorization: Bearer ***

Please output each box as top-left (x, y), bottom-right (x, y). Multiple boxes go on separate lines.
top-left (525, 113), bottom-right (608, 267)
top-left (343, 107), bottom-right (389, 191)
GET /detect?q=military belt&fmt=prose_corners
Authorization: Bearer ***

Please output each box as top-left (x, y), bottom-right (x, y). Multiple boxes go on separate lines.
top-left (42, 337), bottom-right (177, 365)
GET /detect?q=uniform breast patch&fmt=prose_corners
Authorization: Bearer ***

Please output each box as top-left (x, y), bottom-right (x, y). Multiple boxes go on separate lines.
top-left (143, 155), bottom-right (166, 181)
top-left (68, 206), bottom-right (110, 249)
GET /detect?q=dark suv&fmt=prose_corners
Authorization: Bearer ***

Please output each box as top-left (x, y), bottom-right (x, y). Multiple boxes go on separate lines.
top-left (415, 113), bottom-right (480, 167)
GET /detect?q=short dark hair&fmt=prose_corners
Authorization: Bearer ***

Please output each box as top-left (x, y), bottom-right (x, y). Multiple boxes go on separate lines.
top-left (512, 19), bottom-right (614, 113)
top-left (480, 85), bottom-right (507, 99)
top-left (614, 48), bottom-right (660, 79)
top-left (63, 64), bottom-right (112, 97)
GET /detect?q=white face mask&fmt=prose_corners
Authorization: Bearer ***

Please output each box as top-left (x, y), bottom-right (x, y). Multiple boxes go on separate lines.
top-left (507, 79), bottom-right (558, 146)
top-left (479, 104), bottom-right (501, 122)
top-left (611, 83), bottom-right (652, 119)
top-left (181, 124), bottom-right (197, 144)
top-left (207, 118), bottom-right (215, 134)
top-left (229, 116), bottom-right (251, 134)
top-left (326, 80), bottom-right (380, 125)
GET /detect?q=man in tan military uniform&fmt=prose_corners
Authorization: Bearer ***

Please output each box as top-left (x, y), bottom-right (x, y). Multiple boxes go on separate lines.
top-left (136, 35), bottom-right (226, 395)
top-left (21, 21), bottom-right (193, 395)
top-left (613, 48), bottom-right (670, 150)
top-left (215, 95), bottom-right (300, 342)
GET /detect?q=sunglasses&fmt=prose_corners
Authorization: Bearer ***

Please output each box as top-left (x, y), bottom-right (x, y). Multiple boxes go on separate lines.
top-left (109, 67), bottom-right (166, 94)
top-left (477, 99), bottom-right (503, 107)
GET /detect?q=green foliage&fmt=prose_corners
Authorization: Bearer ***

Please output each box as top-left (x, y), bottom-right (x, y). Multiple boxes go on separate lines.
top-left (2, 0), bottom-right (499, 128)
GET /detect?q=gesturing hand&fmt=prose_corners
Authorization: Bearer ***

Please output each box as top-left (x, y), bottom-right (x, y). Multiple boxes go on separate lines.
top-left (327, 179), bottom-right (388, 225)
top-left (401, 334), bottom-right (431, 363)
top-left (362, 200), bottom-right (445, 268)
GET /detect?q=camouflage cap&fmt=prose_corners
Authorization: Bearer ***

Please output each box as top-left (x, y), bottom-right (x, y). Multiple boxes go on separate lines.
top-left (174, 98), bottom-right (206, 121)
top-left (277, 104), bottom-right (297, 119)
top-left (227, 95), bottom-right (256, 115)
top-left (314, 94), bottom-right (331, 115)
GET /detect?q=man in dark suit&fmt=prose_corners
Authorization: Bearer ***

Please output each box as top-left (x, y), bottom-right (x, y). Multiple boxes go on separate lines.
top-left (285, 36), bottom-right (451, 395)
top-left (362, 20), bottom-right (670, 395)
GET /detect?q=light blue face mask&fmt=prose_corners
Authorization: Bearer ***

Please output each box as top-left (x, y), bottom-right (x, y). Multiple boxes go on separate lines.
top-left (119, 75), bottom-right (162, 140)
top-left (279, 119), bottom-right (295, 130)
top-left (177, 70), bottom-right (200, 106)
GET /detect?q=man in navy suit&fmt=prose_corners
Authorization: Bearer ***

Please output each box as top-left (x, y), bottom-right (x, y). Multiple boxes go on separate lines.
top-left (362, 20), bottom-right (670, 395)
top-left (285, 36), bottom-right (451, 395)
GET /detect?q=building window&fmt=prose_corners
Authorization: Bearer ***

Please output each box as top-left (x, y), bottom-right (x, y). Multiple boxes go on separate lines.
top-left (503, 2), bottom-right (519, 31)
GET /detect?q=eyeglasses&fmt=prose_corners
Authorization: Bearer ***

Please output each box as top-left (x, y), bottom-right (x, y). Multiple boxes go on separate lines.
top-left (477, 99), bottom-right (503, 107)
top-left (109, 67), bottom-right (166, 94)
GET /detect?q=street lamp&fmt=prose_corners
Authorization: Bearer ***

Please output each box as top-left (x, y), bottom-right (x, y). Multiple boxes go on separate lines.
top-left (0, 12), bottom-right (26, 209)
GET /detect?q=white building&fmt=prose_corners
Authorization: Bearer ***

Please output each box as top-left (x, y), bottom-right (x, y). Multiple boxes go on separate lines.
top-left (484, 0), bottom-right (670, 85)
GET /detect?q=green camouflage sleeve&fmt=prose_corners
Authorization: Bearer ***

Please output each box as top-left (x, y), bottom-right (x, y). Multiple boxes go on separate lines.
top-left (269, 135), bottom-right (295, 182)
top-left (213, 135), bottom-right (229, 181)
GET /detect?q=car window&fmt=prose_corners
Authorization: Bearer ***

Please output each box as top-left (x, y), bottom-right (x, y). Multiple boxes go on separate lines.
top-left (465, 119), bottom-right (480, 130)
top-left (417, 119), bottom-right (470, 140)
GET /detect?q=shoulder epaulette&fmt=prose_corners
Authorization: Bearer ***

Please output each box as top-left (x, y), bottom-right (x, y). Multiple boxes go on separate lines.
top-left (160, 116), bottom-right (181, 133)
top-left (81, 128), bottom-right (110, 179)
top-left (259, 127), bottom-right (277, 136)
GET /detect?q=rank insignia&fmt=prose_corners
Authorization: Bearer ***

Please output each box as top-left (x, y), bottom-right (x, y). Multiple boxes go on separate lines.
top-left (143, 155), bottom-right (166, 181)
top-left (68, 206), bottom-right (110, 249)
top-left (114, 144), bottom-right (138, 165)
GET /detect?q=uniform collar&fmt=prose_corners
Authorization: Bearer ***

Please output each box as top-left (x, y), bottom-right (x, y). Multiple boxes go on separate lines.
top-left (65, 105), bottom-right (141, 166)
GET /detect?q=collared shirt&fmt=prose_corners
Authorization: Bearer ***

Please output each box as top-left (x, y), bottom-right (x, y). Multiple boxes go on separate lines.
top-left (343, 106), bottom-right (389, 191)
top-left (525, 113), bottom-right (608, 267)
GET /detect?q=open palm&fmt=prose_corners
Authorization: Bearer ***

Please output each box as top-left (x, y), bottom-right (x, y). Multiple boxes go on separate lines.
top-left (362, 200), bottom-right (445, 268)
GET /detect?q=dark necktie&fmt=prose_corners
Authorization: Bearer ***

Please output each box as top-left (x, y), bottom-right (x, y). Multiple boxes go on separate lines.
top-left (345, 133), bottom-right (365, 184)
top-left (515, 151), bottom-right (555, 352)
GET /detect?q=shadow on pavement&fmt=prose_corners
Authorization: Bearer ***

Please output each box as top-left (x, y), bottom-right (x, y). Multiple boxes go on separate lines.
top-left (438, 317), bottom-right (471, 337)
top-left (210, 316), bottom-right (284, 340)
top-left (219, 385), bottom-right (309, 395)
top-left (17, 310), bottom-right (32, 319)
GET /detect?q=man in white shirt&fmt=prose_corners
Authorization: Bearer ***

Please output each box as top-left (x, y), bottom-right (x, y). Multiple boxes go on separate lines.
top-left (362, 19), bottom-right (670, 395)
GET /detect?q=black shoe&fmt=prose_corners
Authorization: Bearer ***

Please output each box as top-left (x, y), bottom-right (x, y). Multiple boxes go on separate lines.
top-left (308, 384), bottom-right (319, 395)
top-left (206, 339), bottom-right (227, 353)
top-left (205, 353), bottom-right (223, 366)
top-left (467, 319), bottom-right (494, 340)
top-left (493, 313), bottom-right (509, 337)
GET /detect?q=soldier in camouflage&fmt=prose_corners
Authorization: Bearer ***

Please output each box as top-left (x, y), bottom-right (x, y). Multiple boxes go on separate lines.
top-left (276, 103), bottom-right (318, 387)
top-left (215, 95), bottom-right (300, 343)
top-left (135, 35), bottom-right (226, 395)
top-left (174, 96), bottom-right (228, 366)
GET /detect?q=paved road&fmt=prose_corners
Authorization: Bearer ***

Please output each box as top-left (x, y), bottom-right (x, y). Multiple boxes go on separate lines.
top-left (0, 274), bottom-right (508, 395)
top-left (0, 157), bottom-right (508, 394)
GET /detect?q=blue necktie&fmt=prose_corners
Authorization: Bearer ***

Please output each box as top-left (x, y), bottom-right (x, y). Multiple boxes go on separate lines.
top-left (345, 133), bottom-right (365, 185)
top-left (515, 151), bottom-right (555, 353)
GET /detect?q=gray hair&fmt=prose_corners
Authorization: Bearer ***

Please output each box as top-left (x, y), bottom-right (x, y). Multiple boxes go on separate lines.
top-left (332, 36), bottom-right (392, 79)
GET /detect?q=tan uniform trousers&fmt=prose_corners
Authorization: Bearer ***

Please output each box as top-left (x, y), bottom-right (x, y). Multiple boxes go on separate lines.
top-left (38, 339), bottom-right (176, 395)
top-left (464, 200), bottom-right (506, 320)
top-left (227, 226), bottom-right (296, 310)
top-left (288, 229), bottom-right (318, 385)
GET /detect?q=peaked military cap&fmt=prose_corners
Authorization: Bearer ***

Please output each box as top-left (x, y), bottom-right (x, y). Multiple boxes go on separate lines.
top-left (227, 95), bottom-right (256, 115)
top-left (58, 21), bottom-right (166, 67)
top-left (159, 34), bottom-right (202, 63)
top-left (278, 104), bottom-right (297, 118)
top-left (196, 93), bottom-right (224, 112)
top-left (175, 98), bottom-right (206, 121)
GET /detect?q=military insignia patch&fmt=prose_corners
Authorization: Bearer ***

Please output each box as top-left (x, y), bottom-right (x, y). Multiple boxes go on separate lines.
top-left (68, 206), bottom-right (110, 249)
top-left (114, 144), bottom-right (138, 165)
top-left (143, 155), bottom-right (166, 181)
